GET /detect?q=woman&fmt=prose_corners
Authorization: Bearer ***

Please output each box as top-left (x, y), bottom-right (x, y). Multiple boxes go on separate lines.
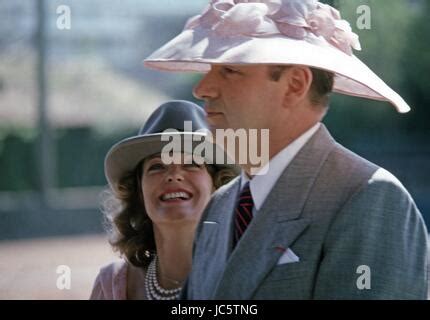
top-left (90, 100), bottom-right (237, 300)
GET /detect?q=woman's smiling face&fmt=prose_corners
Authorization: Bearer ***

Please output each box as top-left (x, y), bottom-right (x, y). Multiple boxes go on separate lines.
top-left (141, 152), bottom-right (214, 225)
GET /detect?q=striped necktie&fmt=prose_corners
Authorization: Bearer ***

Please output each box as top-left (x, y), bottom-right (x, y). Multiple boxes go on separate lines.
top-left (233, 182), bottom-right (254, 248)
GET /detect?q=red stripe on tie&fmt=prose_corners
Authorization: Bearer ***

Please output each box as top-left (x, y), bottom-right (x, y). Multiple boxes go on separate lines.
top-left (241, 205), bottom-right (253, 219)
top-left (236, 210), bottom-right (248, 228)
top-left (235, 218), bottom-right (245, 235)
top-left (233, 182), bottom-right (254, 248)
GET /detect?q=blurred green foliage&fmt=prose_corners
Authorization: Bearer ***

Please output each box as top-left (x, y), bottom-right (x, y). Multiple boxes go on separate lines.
top-left (400, 0), bottom-right (430, 133)
top-left (55, 128), bottom-right (135, 188)
top-left (0, 132), bottom-right (38, 191)
top-left (0, 128), bottom-right (135, 191)
top-left (324, 0), bottom-right (430, 143)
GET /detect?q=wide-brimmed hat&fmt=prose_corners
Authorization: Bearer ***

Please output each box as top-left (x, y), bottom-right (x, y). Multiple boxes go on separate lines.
top-left (105, 100), bottom-right (238, 193)
top-left (144, 0), bottom-right (410, 113)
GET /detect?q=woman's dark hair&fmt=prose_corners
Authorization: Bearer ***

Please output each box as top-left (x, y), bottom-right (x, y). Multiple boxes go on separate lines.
top-left (101, 161), bottom-right (237, 268)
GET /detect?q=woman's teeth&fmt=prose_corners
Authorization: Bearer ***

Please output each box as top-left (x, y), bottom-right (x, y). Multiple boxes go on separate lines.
top-left (161, 192), bottom-right (191, 201)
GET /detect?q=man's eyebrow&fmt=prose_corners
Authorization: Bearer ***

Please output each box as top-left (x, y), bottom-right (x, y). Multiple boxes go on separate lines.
top-left (219, 65), bottom-right (245, 76)
top-left (224, 64), bottom-right (244, 69)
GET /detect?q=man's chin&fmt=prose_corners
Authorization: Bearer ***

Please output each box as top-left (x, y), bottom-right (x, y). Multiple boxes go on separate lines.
top-left (206, 119), bottom-right (228, 131)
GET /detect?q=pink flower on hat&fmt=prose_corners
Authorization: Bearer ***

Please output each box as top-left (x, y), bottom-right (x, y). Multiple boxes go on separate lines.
top-left (306, 3), bottom-right (361, 55)
top-left (273, 0), bottom-right (362, 55)
top-left (234, 0), bottom-right (282, 14)
top-left (307, 2), bottom-right (340, 38)
top-left (184, 0), bottom-right (361, 55)
top-left (212, 2), bottom-right (280, 36)
top-left (271, 0), bottom-right (316, 39)
top-left (185, 0), bottom-right (280, 36)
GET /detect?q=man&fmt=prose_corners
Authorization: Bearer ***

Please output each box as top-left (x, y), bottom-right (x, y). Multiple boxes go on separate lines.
top-left (144, 0), bottom-right (428, 299)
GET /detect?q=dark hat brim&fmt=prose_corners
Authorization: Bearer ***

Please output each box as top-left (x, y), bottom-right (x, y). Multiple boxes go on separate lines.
top-left (105, 132), bottom-right (239, 193)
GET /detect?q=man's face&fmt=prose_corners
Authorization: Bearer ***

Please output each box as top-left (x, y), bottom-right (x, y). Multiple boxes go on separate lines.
top-left (193, 64), bottom-right (287, 132)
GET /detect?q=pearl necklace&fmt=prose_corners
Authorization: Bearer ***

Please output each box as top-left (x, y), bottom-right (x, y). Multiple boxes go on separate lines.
top-left (145, 256), bottom-right (182, 300)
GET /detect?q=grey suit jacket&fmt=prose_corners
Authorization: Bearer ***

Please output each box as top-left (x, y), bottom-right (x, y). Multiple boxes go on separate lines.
top-left (185, 125), bottom-right (428, 299)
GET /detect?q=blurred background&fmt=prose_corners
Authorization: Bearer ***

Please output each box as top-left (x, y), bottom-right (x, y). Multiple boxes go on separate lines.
top-left (0, 0), bottom-right (428, 299)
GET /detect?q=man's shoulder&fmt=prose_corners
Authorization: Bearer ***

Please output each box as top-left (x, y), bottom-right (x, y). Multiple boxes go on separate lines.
top-left (320, 142), bottom-right (427, 247)
top-left (329, 142), bottom-right (379, 177)
top-left (328, 142), bottom-right (410, 197)
top-left (301, 124), bottom-right (381, 194)
top-left (327, 144), bottom-right (423, 229)
top-left (311, 139), bottom-right (420, 216)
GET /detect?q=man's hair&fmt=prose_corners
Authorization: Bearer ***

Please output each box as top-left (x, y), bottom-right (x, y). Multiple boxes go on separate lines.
top-left (268, 65), bottom-right (335, 108)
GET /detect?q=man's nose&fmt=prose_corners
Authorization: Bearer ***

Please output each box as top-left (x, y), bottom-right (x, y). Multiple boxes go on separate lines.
top-left (193, 71), bottom-right (218, 100)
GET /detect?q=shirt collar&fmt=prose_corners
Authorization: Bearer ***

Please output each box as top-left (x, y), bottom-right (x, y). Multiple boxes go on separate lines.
top-left (241, 122), bottom-right (321, 210)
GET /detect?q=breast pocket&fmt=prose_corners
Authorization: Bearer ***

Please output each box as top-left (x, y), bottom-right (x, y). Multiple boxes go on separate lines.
top-left (265, 260), bottom-right (312, 281)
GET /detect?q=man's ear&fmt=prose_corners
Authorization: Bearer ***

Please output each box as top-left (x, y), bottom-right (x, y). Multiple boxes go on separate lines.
top-left (281, 66), bottom-right (313, 108)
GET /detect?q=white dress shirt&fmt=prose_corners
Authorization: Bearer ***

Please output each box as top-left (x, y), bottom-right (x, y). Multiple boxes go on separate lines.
top-left (240, 122), bottom-right (321, 212)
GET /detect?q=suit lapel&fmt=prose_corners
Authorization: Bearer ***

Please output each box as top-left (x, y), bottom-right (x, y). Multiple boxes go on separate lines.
top-left (213, 124), bottom-right (337, 299)
top-left (214, 178), bottom-right (241, 264)
top-left (213, 211), bottom-right (310, 299)
top-left (194, 178), bottom-right (241, 298)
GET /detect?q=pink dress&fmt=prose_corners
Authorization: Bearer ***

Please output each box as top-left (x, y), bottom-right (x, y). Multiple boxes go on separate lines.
top-left (90, 260), bottom-right (128, 300)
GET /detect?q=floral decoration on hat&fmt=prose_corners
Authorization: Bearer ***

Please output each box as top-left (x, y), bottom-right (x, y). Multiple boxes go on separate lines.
top-left (185, 0), bottom-right (361, 55)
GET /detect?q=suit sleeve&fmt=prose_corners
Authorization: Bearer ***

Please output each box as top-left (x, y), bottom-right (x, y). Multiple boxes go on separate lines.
top-left (313, 170), bottom-right (429, 299)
